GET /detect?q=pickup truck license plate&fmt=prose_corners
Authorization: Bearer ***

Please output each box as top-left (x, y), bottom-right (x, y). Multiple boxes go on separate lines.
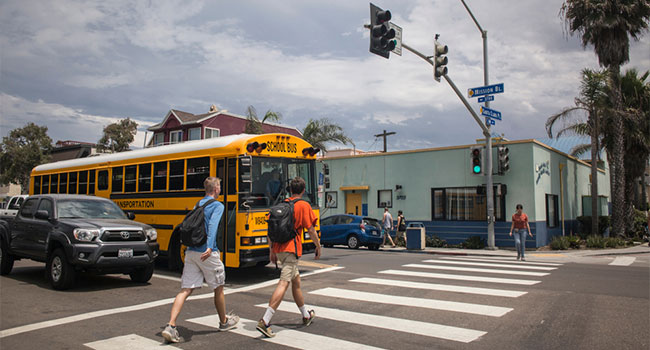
top-left (118, 249), bottom-right (133, 258)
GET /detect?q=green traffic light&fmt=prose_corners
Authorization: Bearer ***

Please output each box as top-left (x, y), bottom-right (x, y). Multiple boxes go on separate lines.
top-left (473, 165), bottom-right (481, 173)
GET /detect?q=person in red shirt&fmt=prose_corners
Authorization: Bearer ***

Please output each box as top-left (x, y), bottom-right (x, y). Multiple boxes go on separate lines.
top-left (509, 204), bottom-right (533, 261)
top-left (256, 177), bottom-right (322, 338)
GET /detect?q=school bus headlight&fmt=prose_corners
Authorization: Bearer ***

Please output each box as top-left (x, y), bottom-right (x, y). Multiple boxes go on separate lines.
top-left (145, 228), bottom-right (157, 241)
top-left (304, 232), bottom-right (310, 240)
top-left (242, 236), bottom-right (268, 246)
top-left (254, 236), bottom-right (268, 245)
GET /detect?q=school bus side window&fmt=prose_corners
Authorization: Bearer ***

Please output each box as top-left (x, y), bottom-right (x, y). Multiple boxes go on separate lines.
top-left (169, 160), bottom-right (184, 191)
top-left (88, 170), bottom-right (96, 194)
top-left (124, 165), bottom-right (137, 192)
top-left (34, 176), bottom-right (41, 194)
top-left (43, 175), bottom-right (50, 194)
top-left (139, 163), bottom-right (152, 192)
top-left (112, 167), bottom-right (123, 193)
top-left (59, 173), bottom-right (68, 194)
top-left (187, 157), bottom-right (209, 190)
top-left (153, 162), bottom-right (167, 191)
top-left (79, 171), bottom-right (88, 194)
top-left (69, 172), bottom-right (77, 194)
top-left (51, 174), bottom-right (59, 194)
top-left (98, 170), bottom-right (109, 191)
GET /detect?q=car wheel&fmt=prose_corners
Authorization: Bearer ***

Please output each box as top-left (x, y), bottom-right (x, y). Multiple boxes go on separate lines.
top-left (347, 235), bottom-right (360, 249)
top-left (168, 231), bottom-right (185, 271)
top-left (129, 263), bottom-right (154, 283)
top-left (0, 238), bottom-right (14, 275)
top-left (368, 244), bottom-right (380, 251)
top-left (48, 248), bottom-right (75, 290)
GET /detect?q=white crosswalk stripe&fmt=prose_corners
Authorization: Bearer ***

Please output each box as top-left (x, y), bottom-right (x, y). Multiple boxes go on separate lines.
top-left (256, 303), bottom-right (487, 343)
top-left (309, 287), bottom-right (513, 316)
top-left (403, 263), bottom-right (550, 277)
top-left (421, 259), bottom-right (558, 271)
top-left (84, 334), bottom-right (178, 349)
top-left (441, 256), bottom-right (564, 266)
top-left (609, 256), bottom-right (636, 266)
top-left (379, 269), bottom-right (542, 285)
top-left (187, 315), bottom-right (387, 350)
top-left (350, 277), bottom-right (527, 297)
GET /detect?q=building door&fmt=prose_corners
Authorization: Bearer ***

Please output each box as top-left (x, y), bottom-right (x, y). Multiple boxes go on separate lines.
top-left (346, 193), bottom-right (362, 215)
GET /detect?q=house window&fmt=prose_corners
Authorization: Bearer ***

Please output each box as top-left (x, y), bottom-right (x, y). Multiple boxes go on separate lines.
top-left (170, 130), bottom-right (183, 144)
top-left (153, 133), bottom-right (165, 146)
top-left (205, 127), bottom-right (220, 139)
top-left (546, 194), bottom-right (559, 228)
top-left (378, 189), bottom-right (392, 208)
top-left (188, 127), bottom-right (201, 141)
top-left (431, 186), bottom-right (506, 221)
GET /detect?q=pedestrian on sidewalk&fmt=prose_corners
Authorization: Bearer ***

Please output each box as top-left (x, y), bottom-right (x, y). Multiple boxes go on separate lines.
top-left (256, 177), bottom-right (322, 338)
top-left (162, 177), bottom-right (239, 344)
top-left (381, 207), bottom-right (396, 248)
top-left (509, 204), bottom-right (533, 261)
top-left (396, 210), bottom-right (407, 247)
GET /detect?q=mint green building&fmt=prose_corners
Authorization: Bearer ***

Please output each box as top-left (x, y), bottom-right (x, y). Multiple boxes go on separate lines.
top-left (319, 139), bottom-right (609, 248)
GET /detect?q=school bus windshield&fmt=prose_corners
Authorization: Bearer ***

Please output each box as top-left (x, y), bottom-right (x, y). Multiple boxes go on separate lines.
top-left (241, 157), bottom-right (316, 209)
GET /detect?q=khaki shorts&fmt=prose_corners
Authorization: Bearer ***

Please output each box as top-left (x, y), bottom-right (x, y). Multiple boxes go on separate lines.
top-left (181, 250), bottom-right (225, 290)
top-left (277, 252), bottom-right (300, 282)
top-left (397, 230), bottom-right (407, 238)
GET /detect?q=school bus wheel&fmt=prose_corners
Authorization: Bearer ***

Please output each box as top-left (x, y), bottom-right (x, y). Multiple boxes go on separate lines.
top-left (168, 230), bottom-right (186, 271)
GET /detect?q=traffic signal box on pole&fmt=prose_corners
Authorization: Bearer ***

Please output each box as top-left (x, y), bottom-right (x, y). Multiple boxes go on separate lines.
top-left (322, 163), bottom-right (330, 189)
top-left (433, 40), bottom-right (448, 82)
top-left (470, 146), bottom-right (484, 175)
top-left (497, 146), bottom-right (510, 175)
top-left (369, 3), bottom-right (396, 59)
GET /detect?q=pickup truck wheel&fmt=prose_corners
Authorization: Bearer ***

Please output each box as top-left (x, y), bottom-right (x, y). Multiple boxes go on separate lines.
top-left (48, 248), bottom-right (75, 290)
top-left (129, 263), bottom-right (154, 283)
top-left (0, 239), bottom-right (14, 275)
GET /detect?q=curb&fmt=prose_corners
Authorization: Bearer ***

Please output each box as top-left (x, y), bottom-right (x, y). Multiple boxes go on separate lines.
top-left (378, 247), bottom-right (650, 258)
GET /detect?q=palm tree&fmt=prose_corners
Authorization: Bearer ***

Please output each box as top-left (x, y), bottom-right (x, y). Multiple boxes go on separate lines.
top-left (560, 0), bottom-right (650, 236)
top-left (301, 118), bottom-right (352, 153)
top-left (547, 68), bottom-right (608, 236)
top-left (244, 105), bottom-right (282, 134)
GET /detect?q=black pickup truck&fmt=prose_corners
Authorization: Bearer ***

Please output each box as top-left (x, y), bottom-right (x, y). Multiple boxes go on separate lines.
top-left (0, 194), bottom-right (159, 290)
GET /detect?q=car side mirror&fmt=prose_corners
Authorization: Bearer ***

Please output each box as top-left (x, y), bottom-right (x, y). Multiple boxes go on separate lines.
top-left (35, 210), bottom-right (50, 221)
top-left (126, 212), bottom-right (136, 220)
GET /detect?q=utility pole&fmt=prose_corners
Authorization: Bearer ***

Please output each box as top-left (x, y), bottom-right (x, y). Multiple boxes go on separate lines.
top-left (374, 130), bottom-right (396, 153)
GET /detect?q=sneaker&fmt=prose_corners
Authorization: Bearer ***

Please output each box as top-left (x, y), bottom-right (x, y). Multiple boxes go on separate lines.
top-left (516, 256), bottom-right (520, 261)
top-left (302, 310), bottom-right (316, 326)
top-left (256, 319), bottom-right (275, 338)
top-left (162, 324), bottom-right (180, 343)
top-left (219, 312), bottom-right (240, 331)
top-left (521, 257), bottom-right (526, 261)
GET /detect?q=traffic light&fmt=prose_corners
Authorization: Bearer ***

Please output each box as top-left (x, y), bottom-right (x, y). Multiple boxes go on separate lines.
top-left (470, 146), bottom-right (484, 175)
top-left (369, 3), bottom-right (396, 59)
top-left (498, 146), bottom-right (510, 174)
top-left (434, 39), bottom-right (448, 82)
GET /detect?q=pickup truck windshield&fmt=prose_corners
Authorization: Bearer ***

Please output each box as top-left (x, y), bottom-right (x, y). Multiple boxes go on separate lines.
top-left (57, 200), bottom-right (127, 219)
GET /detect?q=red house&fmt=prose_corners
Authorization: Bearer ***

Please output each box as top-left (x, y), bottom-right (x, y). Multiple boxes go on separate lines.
top-left (146, 105), bottom-right (302, 146)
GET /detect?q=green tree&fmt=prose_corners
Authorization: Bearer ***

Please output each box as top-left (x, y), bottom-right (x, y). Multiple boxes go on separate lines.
top-left (244, 106), bottom-right (282, 134)
top-left (561, 0), bottom-right (650, 236)
top-left (547, 68), bottom-right (608, 236)
top-left (0, 123), bottom-right (53, 193)
top-left (301, 118), bottom-right (352, 152)
top-left (97, 118), bottom-right (138, 153)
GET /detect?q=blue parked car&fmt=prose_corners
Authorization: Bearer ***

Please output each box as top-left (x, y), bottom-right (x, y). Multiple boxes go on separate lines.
top-left (320, 214), bottom-right (383, 250)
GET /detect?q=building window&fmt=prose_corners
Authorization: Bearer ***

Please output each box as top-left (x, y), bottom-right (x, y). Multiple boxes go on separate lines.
top-left (153, 133), bottom-right (165, 146)
top-left (188, 127), bottom-right (201, 141)
top-left (581, 196), bottom-right (609, 216)
top-left (170, 130), bottom-right (183, 144)
top-left (546, 194), bottom-right (559, 228)
top-left (431, 186), bottom-right (506, 221)
top-left (378, 189), bottom-right (392, 208)
top-left (205, 127), bottom-right (220, 139)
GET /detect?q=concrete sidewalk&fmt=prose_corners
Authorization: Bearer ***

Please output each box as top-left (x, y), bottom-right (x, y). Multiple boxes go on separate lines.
top-left (378, 242), bottom-right (650, 258)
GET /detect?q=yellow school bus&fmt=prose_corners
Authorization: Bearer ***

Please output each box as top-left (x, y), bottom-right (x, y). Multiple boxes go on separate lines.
top-left (30, 133), bottom-right (321, 269)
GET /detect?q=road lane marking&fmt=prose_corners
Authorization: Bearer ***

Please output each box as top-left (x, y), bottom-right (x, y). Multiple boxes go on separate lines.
top-left (84, 334), bottom-right (177, 349)
top-left (256, 303), bottom-right (487, 343)
top-left (403, 263), bottom-right (550, 277)
top-left (422, 259), bottom-right (557, 271)
top-left (0, 266), bottom-right (344, 339)
top-left (608, 257), bottom-right (636, 266)
top-left (187, 315), bottom-right (387, 350)
top-left (440, 257), bottom-right (563, 266)
top-left (379, 269), bottom-right (541, 285)
top-left (309, 287), bottom-right (512, 317)
top-left (350, 277), bottom-right (527, 298)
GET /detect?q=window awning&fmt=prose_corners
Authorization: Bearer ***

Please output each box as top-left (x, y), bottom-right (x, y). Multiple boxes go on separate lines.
top-left (340, 186), bottom-right (370, 191)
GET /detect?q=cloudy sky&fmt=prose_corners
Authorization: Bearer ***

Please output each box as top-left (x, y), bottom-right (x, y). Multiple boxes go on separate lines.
top-left (1, 0), bottom-right (648, 152)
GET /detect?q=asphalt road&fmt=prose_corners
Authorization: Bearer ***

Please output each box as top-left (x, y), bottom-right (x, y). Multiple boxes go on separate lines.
top-left (1, 247), bottom-right (648, 350)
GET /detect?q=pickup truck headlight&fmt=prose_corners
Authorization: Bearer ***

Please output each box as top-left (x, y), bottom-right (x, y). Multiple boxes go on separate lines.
top-left (145, 228), bottom-right (157, 241)
top-left (73, 228), bottom-right (100, 242)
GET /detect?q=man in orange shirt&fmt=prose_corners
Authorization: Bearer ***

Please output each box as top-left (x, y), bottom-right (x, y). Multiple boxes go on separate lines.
top-left (257, 177), bottom-right (322, 338)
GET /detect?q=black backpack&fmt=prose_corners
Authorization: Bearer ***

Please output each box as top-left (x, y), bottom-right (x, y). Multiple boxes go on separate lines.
top-left (178, 199), bottom-right (217, 247)
top-left (266, 198), bottom-right (305, 243)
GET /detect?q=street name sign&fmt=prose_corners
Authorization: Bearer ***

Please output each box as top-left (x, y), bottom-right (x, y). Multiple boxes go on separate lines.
top-left (480, 106), bottom-right (502, 120)
top-left (468, 83), bottom-right (504, 98)
top-left (478, 95), bottom-right (494, 103)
